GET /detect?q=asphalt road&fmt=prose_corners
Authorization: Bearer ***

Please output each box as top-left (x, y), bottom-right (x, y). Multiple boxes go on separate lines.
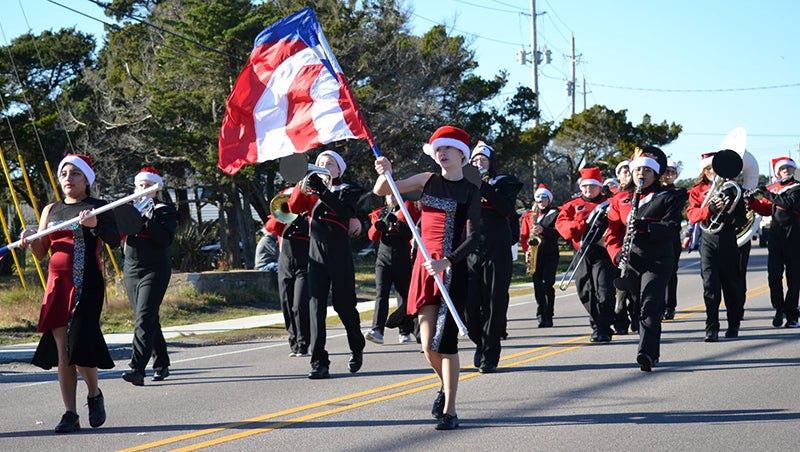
top-left (2, 246), bottom-right (799, 451)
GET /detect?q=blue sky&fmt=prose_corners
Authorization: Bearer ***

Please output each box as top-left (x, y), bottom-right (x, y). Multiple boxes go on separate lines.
top-left (3, 0), bottom-right (799, 179)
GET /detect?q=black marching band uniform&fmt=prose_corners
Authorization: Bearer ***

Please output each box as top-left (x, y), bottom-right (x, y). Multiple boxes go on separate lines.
top-left (555, 167), bottom-right (615, 342)
top-left (747, 157), bottom-right (800, 327)
top-left (519, 184), bottom-right (560, 327)
top-left (465, 142), bottom-right (522, 373)
top-left (365, 199), bottom-right (419, 343)
top-left (266, 186), bottom-right (311, 357)
top-left (123, 168), bottom-right (177, 384)
top-left (662, 162), bottom-right (689, 320)
top-left (606, 147), bottom-right (682, 370)
top-left (288, 151), bottom-right (365, 379)
top-left (686, 151), bottom-right (747, 341)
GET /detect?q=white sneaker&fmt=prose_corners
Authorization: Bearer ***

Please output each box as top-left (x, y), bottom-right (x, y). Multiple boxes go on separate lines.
top-left (365, 329), bottom-right (384, 345)
top-left (398, 333), bottom-right (414, 343)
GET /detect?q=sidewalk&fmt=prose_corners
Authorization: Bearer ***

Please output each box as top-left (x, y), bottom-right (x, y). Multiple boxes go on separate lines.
top-left (0, 283), bottom-right (533, 364)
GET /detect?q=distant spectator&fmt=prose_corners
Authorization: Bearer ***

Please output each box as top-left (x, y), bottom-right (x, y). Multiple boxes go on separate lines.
top-left (255, 231), bottom-right (279, 272)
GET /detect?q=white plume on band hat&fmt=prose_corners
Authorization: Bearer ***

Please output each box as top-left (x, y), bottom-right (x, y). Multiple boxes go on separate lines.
top-left (58, 154), bottom-right (95, 187)
top-left (316, 150), bottom-right (346, 176)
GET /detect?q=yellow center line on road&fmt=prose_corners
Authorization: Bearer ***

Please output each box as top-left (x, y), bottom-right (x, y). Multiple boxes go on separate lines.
top-left (120, 283), bottom-right (771, 451)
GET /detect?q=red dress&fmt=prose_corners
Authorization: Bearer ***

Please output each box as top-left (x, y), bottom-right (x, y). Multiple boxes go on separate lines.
top-left (32, 198), bottom-right (119, 370)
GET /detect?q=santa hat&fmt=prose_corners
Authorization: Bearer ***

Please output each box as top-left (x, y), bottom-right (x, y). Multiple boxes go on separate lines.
top-left (58, 154), bottom-right (95, 187)
top-left (534, 183), bottom-right (552, 200)
top-left (667, 160), bottom-right (681, 176)
top-left (316, 150), bottom-right (347, 176)
top-left (615, 160), bottom-right (630, 176)
top-left (422, 125), bottom-right (471, 166)
top-left (771, 156), bottom-right (797, 176)
top-left (134, 166), bottom-right (163, 186)
top-left (698, 152), bottom-right (715, 171)
top-left (471, 140), bottom-right (493, 160)
top-left (630, 151), bottom-right (661, 175)
top-left (603, 178), bottom-right (619, 188)
top-left (579, 167), bottom-right (603, 187)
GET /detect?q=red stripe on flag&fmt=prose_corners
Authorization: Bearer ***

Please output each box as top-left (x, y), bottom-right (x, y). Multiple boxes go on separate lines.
top-left (336, 73), bottom-right (374, 146)
top-left (285, 63), bottom-right (324, 151)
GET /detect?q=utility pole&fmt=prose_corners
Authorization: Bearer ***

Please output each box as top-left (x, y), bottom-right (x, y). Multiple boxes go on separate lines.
top-left (530, 0), bottom-right (540, 188)
top-left (570, 34), bottom-right (576, 116)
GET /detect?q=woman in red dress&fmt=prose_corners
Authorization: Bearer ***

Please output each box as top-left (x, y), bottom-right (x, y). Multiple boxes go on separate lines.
top-left (21, 154), bottom-right (119, 433)
top-left (373, 126), bottom-right (480, 430)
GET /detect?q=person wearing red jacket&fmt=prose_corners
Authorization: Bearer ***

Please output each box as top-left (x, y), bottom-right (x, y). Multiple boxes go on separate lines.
top-left (519, 184), bottom-right (560, 327)
top-left (364, 195), bottom-right (420, 344)
top-left (747, 157), bottom-right (800, 328)
top-left (605, 147), bottom-right (682, 371)
top-left (686, 151), bottom-right (747, 342)
top-left (265, 186), bottom-right (311, 357)
top-left (288, 150), bottom-right (364, 379)
top-left (555, 167), bottom-right (614, 343)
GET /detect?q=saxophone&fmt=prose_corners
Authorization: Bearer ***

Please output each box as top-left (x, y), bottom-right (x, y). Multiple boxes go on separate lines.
top-left (526, 202), bottom-right (541, 276)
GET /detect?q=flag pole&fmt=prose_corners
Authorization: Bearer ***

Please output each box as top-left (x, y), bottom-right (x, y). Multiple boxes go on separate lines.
top-left (370, 144), bottom-right (468, 336)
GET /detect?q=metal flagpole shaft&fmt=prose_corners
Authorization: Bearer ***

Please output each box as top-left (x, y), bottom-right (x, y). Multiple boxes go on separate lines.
top-left (0, 183), bottom-right (161, 257)
top-left (380, 168), bottom-right (468, 337)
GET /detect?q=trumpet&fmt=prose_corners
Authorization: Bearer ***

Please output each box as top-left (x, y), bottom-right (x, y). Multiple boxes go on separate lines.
top-left (298, 164), bottom-right (332, 195)
top-left (269, 193), bottom-right (298, 224)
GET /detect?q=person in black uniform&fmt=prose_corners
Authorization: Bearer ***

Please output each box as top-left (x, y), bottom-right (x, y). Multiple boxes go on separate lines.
top-left (661, 160), bottom-right (688, 320)
top-left (606, 147), bottom-right (682, 371)
top-left (266, 186), bottom-right (311, 357)
top-left (520, 184), bottom-right (561, 327)
top-left (556, 167), bottom-right (615, 343)
top-left (747, 156), bottom-right (800, 328)
top-left (121, 167), bottom-right (177, 386)
top-left (465, 141), bottom-right (522, 373)
top-left (686, 151), bottom-right (747, 341)
top-left (364, 194), bottom-right (419, 345)
top-left (288, 150), bottom-right (365, 379)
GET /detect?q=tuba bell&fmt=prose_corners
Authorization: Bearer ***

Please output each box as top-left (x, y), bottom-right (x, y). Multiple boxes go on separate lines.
top-left (269, 193), bottom-right (298, 224)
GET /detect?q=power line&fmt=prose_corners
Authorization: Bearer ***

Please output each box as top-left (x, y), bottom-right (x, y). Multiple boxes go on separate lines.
top-left (589, 81), bottom-right (800, 93)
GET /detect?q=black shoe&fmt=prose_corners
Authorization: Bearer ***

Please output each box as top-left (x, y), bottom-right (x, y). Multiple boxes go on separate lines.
top-left (431, 388), bottom-right (445, 420)
top-left (473, 350), bottom-right (481, 368)
top-left (704, 329), bottom-right (719, 342)
top-left (122, 369), bottom-right (145, 386)
top-left (637, 353), bottom-right (653, 372)
top-left (308, 363), bottom-right (329, 379)
top-left (724, 327), bottom-right (739, 339)
top-left (786, 319), bottom-right (800, 328)
top-left (614, 327), bottom-right (628, 336)
top-left (87, 389), bottom-right (106, 428)
top-left (55, 411), bottom-right (80, 434)
top-left (348, 350), bottom-right (363, 373)
top-left (664, 308), bottom-right (675, 320)
top-left (773, 310), bottom-right (784, 327)
top-left (542, 317), bottom-right (554, 328)
top-left (596, 333), bottom-right (612, 343)
top-left (589, 330), bottom-right (599, 342)
top-left (152, 367), bottom-right (170, 381)
top-left (435, 413), bottom-right (459, 430)
top-left (478, 364), bottom-right (497, 374)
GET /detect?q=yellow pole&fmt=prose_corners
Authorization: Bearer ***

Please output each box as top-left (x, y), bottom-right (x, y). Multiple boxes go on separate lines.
top-left (17, 154), bottom-right (41, 222)
top-left (0, 146), bottom-right (46, 288)
top-left (0, 206), bottom-right (28, 289)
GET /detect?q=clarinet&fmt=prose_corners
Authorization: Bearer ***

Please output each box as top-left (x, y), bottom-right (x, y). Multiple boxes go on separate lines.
top-left (613, 178), bottom-right (644, 314)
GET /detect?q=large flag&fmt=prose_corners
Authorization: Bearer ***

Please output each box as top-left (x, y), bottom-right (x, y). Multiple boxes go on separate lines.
top-left (218, 7), bottom-right (373, 175)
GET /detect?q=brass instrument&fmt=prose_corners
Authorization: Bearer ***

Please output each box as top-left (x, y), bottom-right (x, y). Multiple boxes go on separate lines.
top-left (478, 166), bottom-right (490, 183)
top-left (134, 196), bottom-right (155, 220)
top-left (719, 127), bottom-right (761, 247)
top-left (269, 193), bottom-right (298, 224)
top-left (700, 149), bottom-right (743, 234)
top-left (298, 163), bottom-right (332, 195)
top-left (526, 202), bottom-right (541, 276)
top-left (613, 178), bottom-right (643, 313)
top-left (559, 200), bottom-right (610, 291)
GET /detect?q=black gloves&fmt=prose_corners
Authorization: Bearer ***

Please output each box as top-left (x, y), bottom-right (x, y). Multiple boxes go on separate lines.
top-left (305, 173), bottom-right (328, 195)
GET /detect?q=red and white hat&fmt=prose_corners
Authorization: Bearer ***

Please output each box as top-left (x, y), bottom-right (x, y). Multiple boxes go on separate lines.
top-left (422, 126), bottom-right (471, 166)
top-left (134, 166), bottom-right (163, 186)
top-left (534, 183), bottom-right (552, 200)
top-left (615, 160), bottom-right (630, 176)
top-left (698, 152), bottom-right (715, 171)
top-left (58, 154), bottom-right (95, 187)
top-left (471, 140), bottom-right (493, 160)
top-left (630, 153), bottom-right (661, 174)
top-left (771, 156), bottom-right (796, 176)
top-left (316, 150), bottom-right (347, 176)
top-left (579, 167), bottom-right (603, 187)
